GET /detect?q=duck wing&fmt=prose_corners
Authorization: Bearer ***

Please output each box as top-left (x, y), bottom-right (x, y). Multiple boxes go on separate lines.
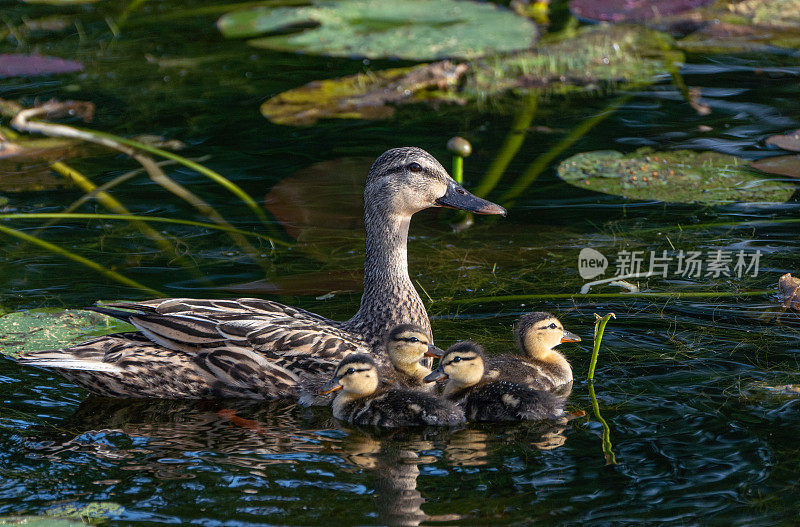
top-left (18, 331), bottom-right (308, 398)
top-left (464, 381), bottom-right (565, 421)
top-left (90, 297), bottom-right (369, 360)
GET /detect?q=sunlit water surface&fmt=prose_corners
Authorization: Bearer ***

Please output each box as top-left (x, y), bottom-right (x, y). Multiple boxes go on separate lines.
top-left (1, 1), bottom-right (800, 525)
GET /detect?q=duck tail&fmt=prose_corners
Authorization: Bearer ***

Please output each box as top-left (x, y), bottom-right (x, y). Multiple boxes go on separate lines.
top-left (17, 350), bottom-right (124, 373)
top-left (84, 305), bottom-right (140, 323)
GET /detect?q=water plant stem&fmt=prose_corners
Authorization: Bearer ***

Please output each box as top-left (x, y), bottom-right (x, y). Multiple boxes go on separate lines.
top-left (588, 312), bottom-right (615, 381)
top-left (0, 224), bottom-right (162, 296)
top-left (452, 155), bottom-right (463, 184)
top-left (472, 92), bottom-right (538, 198)
top-left (446, 289), bottom-right (772, 305)
top-left (0, 213), bottom-right (288, 245)
top-left (498, 93), bottom-right (632, 206)
top-left (588, 382), bottom-right (617, 465)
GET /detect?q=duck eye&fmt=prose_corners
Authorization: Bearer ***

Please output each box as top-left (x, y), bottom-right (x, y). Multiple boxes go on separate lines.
top-left (408, 162), bottom-right (423, 173)
top-left (549, 323), bottom-right (557, 329)
top-left (346, 367), bottom-right (355, 375)
top-left (452, 356), bottom-right (461, 363)
top-left (408, 336), bottom-right (419, 343)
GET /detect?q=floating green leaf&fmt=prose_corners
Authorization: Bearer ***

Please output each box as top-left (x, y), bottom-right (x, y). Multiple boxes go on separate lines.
top-left (47, 502), bottom-right (124, 522)
top-left (217, 0), bottom-right (538, 60)
top-left (0, 517), bottom-right (81, 526)
top-left (557, 148), bottom-right (797, 204)
top-left (0, 309), bottom-right (134, 359)
top-left (261, 61), bottom-right (465, 126)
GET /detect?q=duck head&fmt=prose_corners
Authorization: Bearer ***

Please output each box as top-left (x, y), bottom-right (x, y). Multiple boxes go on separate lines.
top-left (320, 353), bottom-right (380, 398)
top-left (424, 341), bottom-right (486, 389)
top-left (366, 147), bottom-right (506, 217)
top-left (385, 324), bottom-right (443, 378)
top-left (514, 312), bottom-right (581, 361)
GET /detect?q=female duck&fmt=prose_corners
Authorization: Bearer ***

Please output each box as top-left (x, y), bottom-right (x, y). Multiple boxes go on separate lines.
top-left (485, 312), bottom-right (580, 393)
top-left (321, 354), bottom-right (464, 427)
top-left (424, 342), bottom-right (564, 422)
top-left (17, 148), bottom-right (505, 399)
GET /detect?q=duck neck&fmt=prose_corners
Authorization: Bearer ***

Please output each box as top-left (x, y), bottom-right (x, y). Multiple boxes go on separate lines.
top-left (443, 379), bottom-right (474, 399)
top-left (396, 361), bottom-right (432, 383)
top-left (531, 349), bottom-right (572, 385)
top-left (346, 208), bottom-right (430, 347)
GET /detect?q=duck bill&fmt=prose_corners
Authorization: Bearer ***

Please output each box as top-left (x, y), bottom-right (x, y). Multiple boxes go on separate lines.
top-left (425, 344), bottom-right (445, 358)
top-left (561, 330), bottom-right (581, 343)
top-left (436, 182), bottom-right (507, 216)
top-left (423, 367), bottom-right (448, 383)
top-left (319, 379), bottom-right (343, 395)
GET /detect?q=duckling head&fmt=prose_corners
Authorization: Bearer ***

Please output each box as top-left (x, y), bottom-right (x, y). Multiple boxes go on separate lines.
top-left (366, 147), bottom-right (506, 217)
top-left (321, 354), bottom-right (380, 398)
top-left (386, 324), bottom-right (442, 376)
top-left (514, 312), bottom-right (581, 361)
top-left (424, 341), bottom-right (486, 389)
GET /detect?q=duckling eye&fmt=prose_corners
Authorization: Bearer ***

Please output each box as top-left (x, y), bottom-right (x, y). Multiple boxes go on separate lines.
top-left (452, 356), bottom-right (462, 363)
top-left (408, 336), bottom-right (420, 343)
top-left (345, 367), bottom-right (355, 375)
top-left (549, 323), bottom-right (557, 329)
top-left (408, 162), bottom-right (423, 173)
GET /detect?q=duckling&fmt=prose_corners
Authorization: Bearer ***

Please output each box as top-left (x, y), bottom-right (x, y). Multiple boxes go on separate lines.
top-left (384, 324), bottom-right (441, 390)
top-left (486, 312), bottom-right (580, 392)
top-left (321, 354), bottom-right (464, 427)
top-left (297, 323), bottom-right (440, 405)
top-left (424, 342), bottom-right (564, 422)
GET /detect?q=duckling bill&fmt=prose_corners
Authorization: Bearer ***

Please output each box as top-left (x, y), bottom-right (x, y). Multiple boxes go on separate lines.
top-left (321, 354), bottom-right (465, 427)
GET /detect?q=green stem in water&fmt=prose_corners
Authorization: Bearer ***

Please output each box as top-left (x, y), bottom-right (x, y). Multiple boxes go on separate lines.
top-left (472, 92), bottom-right (538, 199)
top-left (445, 290), bottom-right (772, 305)
top-left (588, 382), bottom-right (617, 465)
top-left (0, 212), bottom-right (290, 245)
top-left (0, 224), bottom-right (162, 296)
top-left (498, 93), bottom-right (632, 206)
top-left (452, 155), bottom-right (464, 184)
top-left (588, 312), bottom-right (615, 382)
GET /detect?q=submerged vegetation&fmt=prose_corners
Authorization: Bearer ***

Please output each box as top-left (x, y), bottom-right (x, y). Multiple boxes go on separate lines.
top-left (1, 0), bottom-right (800, 524)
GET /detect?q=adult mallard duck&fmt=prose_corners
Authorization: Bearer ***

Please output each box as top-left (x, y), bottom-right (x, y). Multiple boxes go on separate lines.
top-left (17, 147), bottom-right (505, 399)
top-left (320, 353), bottom-right (465, 427)
top-left (484, 312), bottom-right (580, 393)
top-left (424, 341), bottom-right (565, 422)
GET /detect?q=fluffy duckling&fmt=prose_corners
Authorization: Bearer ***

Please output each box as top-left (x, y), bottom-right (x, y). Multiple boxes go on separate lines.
top-left (384, 324), bottom-right (441, 390)
top-left (424, 342), bottom-right (564, 422)
top-left (321, 354), bottom-right (464, 427)
top-left (486, 312), bottom-right (581, 392)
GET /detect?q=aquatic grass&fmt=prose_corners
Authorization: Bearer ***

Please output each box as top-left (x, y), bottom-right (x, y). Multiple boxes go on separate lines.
top-left (0, 212), bottom-right (287, 244)
top-left (588, 313), bottom-right (615, 381)
top-left (498, 93), bottom-right (633, 206)
top-left (0, 223), bottom-right (162, 296)
top-left (47, 160), bottom-right (201, 274)
top-left (587, 382), bottom-right (617, 465)
top-left (471, 93), bottom-right (538, 199)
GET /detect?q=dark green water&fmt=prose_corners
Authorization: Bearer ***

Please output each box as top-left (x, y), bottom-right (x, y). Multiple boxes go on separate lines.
top-left (2, 1), bottom-right (800, 525)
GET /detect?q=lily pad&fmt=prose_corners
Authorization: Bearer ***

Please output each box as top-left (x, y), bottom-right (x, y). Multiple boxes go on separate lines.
top-left (0, 309), bottom-right (135, 359)
top-left (557, 148), bottom-right (798, 204)
top-left (750, 155), bottom-right (800, 179)
top-left (0, 517), bottom-right (81, 526)
top-left (0, 54), bottom-right (83, 78)
top-left (465, 24), bottom-right (679, 97)
top-left (260, 61), bottom-right (466, 126)
top-left (766, 129), bottom-right (800, 152)
top-left (217, 0), bottom-right (538, 60)
top-left (569, 0), bottom-right (715, 23)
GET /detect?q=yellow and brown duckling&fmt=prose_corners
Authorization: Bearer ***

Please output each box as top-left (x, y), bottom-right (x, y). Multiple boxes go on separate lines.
top-left (424, 341), bottom-right (565, 422)
top-left (298, 323), bottom-right (440, 405)
top-left (320, 353), bottom-right (465, 427)
top-left (384, 324), bottom-right (442, 390)
top-left (485, 312), bottom-right (580, 392)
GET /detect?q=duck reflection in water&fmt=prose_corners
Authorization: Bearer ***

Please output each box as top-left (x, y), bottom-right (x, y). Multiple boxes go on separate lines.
top-left (26, 396), bottom-right (580, 524)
